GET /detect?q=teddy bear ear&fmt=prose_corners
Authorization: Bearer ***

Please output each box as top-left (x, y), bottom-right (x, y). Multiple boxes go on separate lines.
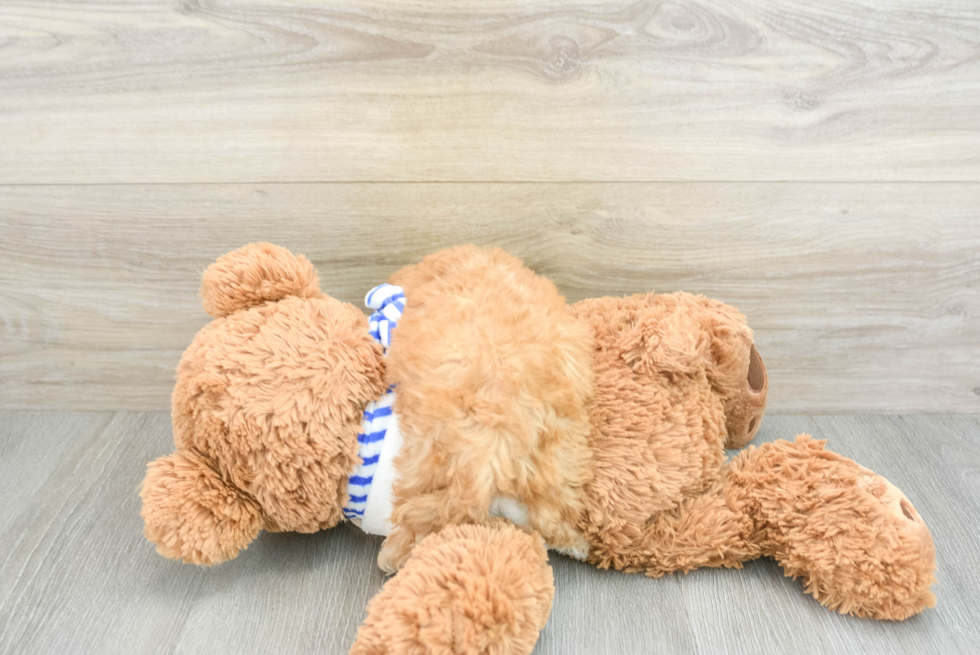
top-left (199, 242), bottom-right (322, 318)
top-left (140, 450), bottom-right (263, 565)
top-left (621, 304), bottom-right (711, 377)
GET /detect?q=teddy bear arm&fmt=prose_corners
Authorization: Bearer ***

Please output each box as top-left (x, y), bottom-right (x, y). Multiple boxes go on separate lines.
top-left (726, 435), bottom-right (937, 619)
top-left (352, 521), bottom-right (554, 655)
top-left (585, 477), bottom-right (763, 577)
top-left (586, 436), bottom-right (936, 619)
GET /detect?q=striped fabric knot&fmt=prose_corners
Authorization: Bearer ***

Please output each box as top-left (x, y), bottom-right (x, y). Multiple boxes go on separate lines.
top-left (365, 283), bottom-right (405, 352)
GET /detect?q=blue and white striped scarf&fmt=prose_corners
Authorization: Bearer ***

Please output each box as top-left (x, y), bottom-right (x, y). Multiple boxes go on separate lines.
top-left (366, 283), bottom-right (405, 349)
top-left (343, 283), bottom-right (405, 526)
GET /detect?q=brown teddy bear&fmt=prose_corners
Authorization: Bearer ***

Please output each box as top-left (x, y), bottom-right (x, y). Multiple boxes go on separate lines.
top-left (141, 243), bottom-right (936, 654)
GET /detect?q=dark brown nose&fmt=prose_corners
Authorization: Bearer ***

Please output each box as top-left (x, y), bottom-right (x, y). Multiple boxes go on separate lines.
top-left (725, 344), bottom-right (768, 449)
top-left (747, 344), bottom-right (766, 393)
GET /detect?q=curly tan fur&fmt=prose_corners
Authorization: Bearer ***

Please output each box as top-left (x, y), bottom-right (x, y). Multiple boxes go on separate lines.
top-left (378, 246), bottom-right (594, 571)
top-left (350, 521), bottom-right (554, 655)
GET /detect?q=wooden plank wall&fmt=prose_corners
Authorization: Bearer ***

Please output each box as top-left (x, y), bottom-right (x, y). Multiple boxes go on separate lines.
top-left (1, 0), bottom-right (978, 412)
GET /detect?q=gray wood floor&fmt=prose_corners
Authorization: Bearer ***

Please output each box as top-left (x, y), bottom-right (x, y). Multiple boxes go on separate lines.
top-left (0, 412), bottom-right (977, 654)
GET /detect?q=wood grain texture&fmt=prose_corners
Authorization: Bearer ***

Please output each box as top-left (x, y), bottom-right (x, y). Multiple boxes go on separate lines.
top-left (1, 412), bottom-right (977, 654)
top-left (0, 0), bottom-right (978, 183)
top-left (2, 182), bottom-right (978, 412)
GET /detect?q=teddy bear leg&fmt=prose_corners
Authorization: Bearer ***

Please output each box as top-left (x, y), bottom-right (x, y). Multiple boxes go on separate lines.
top-left (727, 435), bottom-right (937, 619)
top-left (350, 521), bottom-right (554, 655)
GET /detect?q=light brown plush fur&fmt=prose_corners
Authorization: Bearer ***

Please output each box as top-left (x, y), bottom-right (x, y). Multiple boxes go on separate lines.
top-left (726, 436), bottom-right (936, 619)
top-left (141, 243), bottom-right (386, 565)
top-left (571, 292), bottom-right (764, 572)
top-left (350, 520), bottom-right (554, 655)
top-left (141, 243), bottom-right (937, 655)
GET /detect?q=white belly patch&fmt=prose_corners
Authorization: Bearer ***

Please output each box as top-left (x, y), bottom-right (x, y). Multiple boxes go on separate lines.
top-left (342, 388), bottom-right (403, 536)
top-left (343, 392), bottom-right (533, 538)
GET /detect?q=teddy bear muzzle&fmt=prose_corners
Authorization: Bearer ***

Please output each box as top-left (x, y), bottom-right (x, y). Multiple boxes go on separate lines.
top-left (724, 343), bottom-right (769, 449)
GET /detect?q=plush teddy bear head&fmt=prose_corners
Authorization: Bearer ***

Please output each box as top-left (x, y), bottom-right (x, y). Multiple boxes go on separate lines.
top-left (578, 290), bottom-right (768, 453)
top-left (140, 243), bottom-right (386, 565)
